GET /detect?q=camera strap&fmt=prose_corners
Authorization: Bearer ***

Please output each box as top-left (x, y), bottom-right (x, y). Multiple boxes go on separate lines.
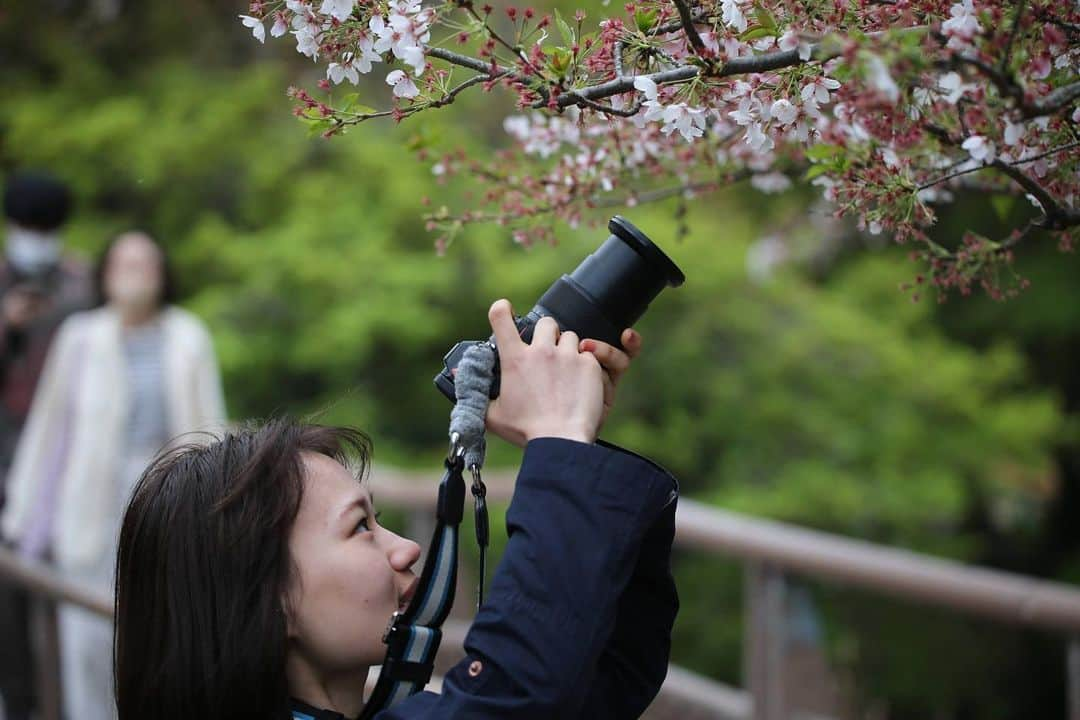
top-left (358, 342), bottom-right (496, 719)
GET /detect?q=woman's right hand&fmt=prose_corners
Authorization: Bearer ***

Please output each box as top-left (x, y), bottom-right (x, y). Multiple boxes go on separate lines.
top-left (484, 299), bottom-right (605, 447)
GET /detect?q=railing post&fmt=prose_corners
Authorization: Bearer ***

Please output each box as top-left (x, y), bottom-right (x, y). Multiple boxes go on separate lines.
top-left (407, 508), bottom-right (437, 566)
top-left (1069, 635), bottom-right (1080, 720)
top-left (745, 561), bottom-right (787, 720)
top-left (29, 595), bottom-right (62, 720)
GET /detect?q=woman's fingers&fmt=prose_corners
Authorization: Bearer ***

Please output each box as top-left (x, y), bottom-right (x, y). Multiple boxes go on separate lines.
top-left (620, 328), bottom-right (643, 359)
top-left (488, 300), bottom-right (523, 356)
top-left (557, 329), bottom-right (580, 355)
top-left (532, 315), bottom-right (560, 346)
top-left (579, 331), bottom-right (643, 383)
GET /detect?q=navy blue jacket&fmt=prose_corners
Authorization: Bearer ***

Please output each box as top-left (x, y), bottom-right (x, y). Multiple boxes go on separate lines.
top-left (296, 437), bottom-right (679, 720)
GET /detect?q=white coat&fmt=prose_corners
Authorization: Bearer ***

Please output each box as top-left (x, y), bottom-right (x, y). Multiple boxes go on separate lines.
top-left (0, 305), bottom-right (226, 570)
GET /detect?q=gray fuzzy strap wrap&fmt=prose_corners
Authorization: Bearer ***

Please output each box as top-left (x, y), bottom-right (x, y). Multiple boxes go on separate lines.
top-left (449, 342), bottom-right (496, 470)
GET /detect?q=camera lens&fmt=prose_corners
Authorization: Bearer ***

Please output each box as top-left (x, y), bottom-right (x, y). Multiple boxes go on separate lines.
top-left (532, 216), bottom-right (685, 348)
top-left (435, 216), bottom-right (685, 401)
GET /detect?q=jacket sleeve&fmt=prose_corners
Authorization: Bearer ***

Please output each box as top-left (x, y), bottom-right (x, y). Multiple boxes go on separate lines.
top-left (193, 322), bottom-right (226, 430)
top-left (0, 316), bottom-right (79, 543)
top-left (573, 480), bottom-right (678, 719)
top-left (377, 437), bottom-right (678, 720)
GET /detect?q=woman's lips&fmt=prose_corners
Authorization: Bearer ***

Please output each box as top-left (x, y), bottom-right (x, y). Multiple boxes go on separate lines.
top-left (398, 577), bottom-right (419, 611)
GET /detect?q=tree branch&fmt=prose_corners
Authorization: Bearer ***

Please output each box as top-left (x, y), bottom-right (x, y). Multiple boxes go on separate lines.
top-left (999, 0), bottom-right (1025, 74)
top-left (670, 0), bottom-right (708, 58)
top-left (952, 54), bottom-right (1080, 118)
top-left (427, 46), bottom-right (513, 76)
top-left (990, 160), bottom-right (1080, 229)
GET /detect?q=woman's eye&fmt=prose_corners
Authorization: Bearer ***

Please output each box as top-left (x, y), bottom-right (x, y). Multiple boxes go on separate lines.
top-left (353, 510), bottom-right (380, 535)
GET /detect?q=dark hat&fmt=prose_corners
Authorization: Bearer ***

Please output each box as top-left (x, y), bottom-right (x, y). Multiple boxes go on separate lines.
top-left (3, 171), bottom-right (73, 231)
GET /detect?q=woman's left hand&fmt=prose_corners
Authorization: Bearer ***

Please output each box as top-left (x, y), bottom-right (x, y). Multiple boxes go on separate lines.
top-left (578, 328), bottom-right (643, 430)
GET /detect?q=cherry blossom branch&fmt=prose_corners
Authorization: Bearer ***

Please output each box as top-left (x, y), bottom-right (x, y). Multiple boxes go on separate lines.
top-left (952, 54), bottom-right (1080, 118)
top-left (999, 0), bottom-right (1026, 74)
top-left (917, 142), bottom-right (1080, 191)
top-left (670, 0), bottom-right (709, 58)
top-left (427, 46), bottom-right (514, 76)
top-left (990, 160), bottom-right (1080, 230)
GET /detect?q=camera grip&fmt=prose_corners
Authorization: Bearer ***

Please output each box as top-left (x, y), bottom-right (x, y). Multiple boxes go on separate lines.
top-left (434, 313), bottom-right (542, 403)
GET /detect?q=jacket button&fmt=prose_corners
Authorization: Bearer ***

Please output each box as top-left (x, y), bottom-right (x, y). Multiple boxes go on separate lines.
top-left (468, 660), bottom-right (483, 677)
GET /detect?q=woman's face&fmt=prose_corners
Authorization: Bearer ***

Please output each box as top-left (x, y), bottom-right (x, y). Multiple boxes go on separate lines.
top-left (104, 232), bottom-right (163, 310)
top-left (285, 452), bottom-right (422, 672)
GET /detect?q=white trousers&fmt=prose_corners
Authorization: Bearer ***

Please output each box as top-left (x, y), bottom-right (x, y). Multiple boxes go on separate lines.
top-left (58, 604), bottom-right (115, 720)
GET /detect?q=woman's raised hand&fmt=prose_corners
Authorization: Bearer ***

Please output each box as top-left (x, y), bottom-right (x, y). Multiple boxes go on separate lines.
top-left (483, 299), bottom-right (643, 447)
top-left (484, 299), bottom-right (605, 447)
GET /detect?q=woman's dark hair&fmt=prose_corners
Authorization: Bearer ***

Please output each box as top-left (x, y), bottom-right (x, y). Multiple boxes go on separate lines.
top-left (93, 230), bottom-right (178, 308)
top-left (114, 418), bottom-right (372, 720)
top-left (3, 171), bottom-right (72, 230)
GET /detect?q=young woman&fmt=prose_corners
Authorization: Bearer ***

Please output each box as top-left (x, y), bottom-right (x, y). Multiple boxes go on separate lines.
top-left (115, 299), bottom-right (677, 720)
top-left (0, 230), bottom-right (226, 720)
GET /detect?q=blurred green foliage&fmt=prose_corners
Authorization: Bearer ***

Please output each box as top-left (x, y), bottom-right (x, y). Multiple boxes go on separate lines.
top-left (1, 3), bottom-right (1074, 717)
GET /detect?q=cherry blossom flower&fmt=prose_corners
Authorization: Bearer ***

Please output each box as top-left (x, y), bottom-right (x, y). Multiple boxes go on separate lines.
top-left (386, 69), bottom-right (420, 98)
top-left (294, 27), bottom-right (319, 58)
top-left (1003, 120), bottom-right (1025, 146)
top-left (779, 30), bottom-right (812, 61)
top-left (239, 15), bottom-right (266, 43)
top-left (319, 0), bottom-right (355, 22)
top-left (801, 77), bottom-right (841, 108)
top-left (942, 0), bottom-right (982, 48)
top-left (751, 172), bottom-right (792, 193)
top-left (937, 72), bottom-right (967, 104)
top-left (962, 135), bottom-right (995, 163)
top-left (720, 0), bottom-right (748, 33)
top-left (770, 98), bottom-right (797, 126)
top-left (660, 104), bottom-right (707, 142)
top-left (271, 13), bottom-right (289, 37)
top-left (328, 49), bottom-right (378, 84)
top-left (865, 55), bottom-right (899, 102)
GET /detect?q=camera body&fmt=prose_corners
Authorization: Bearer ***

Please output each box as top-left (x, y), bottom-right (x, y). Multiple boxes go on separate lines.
top-left (434, 216), bottom-right (685, 402)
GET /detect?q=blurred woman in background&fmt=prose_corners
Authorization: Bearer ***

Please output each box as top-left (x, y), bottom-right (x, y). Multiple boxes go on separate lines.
top-left (0, 230), bottom-right (226, 720)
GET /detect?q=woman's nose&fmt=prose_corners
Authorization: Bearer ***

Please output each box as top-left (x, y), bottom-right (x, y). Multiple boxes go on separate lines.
top-left (386, 531), bottom-right (422, 572)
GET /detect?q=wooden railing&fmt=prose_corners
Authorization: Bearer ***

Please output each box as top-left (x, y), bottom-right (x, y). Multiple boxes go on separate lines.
top-left (3, 464), bottom-right (1080, 720)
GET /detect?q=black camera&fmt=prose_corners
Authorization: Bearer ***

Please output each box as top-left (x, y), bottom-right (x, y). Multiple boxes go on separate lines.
top-left (435, 216), bottom-right (685, 402)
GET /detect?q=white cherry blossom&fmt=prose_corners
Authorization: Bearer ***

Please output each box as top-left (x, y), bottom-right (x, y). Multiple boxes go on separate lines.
top-left (770, 98), bottom-right (798, 126)
top-left (720, 0), bottom-right (748, 32)
top-left (271, 14), bottom-right (289, 37)
top-left (319, 0), bottom-right (355, 22)
top-left (942, 0), bottom-right (982, 47)
top-left (801, 77), bottom-right (841, 106)
top-left (239, 15), bottom-right (266, 43)
top-left (962, 135), bottom-right (995, 163)
top-left (751, 172), bottom-right (792, 193)
top-left (294, 27), bottom-right (319, 58)
top-left (660, 104), bottom-right (707, 142)
top-left (386, 69), bottom-right (420, 98)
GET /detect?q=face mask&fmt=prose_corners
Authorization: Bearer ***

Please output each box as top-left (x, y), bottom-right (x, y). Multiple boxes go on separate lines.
top-left (107, 273), bottom-right (160, 310)
top-left (6, 226), bottom-right (62, 276)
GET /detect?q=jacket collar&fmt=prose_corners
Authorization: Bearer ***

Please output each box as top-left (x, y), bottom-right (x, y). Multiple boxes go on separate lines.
top-left (290, 698), bottom-right (349, 720)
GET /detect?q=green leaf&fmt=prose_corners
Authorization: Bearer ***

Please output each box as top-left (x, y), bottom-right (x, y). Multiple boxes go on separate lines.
top-left (738, 26), bottom-right (777, 41)
top-left (549, 46), bottom-right (573, 74)
top-left (301, 117), bottom-right (331, 137)
top-left (805, 164), bottom-right (832, 180)
top-left (805, 143), bottom-right (844, 161)
top-left (554, 9), bottom-right (575, 46)
top-left (634, 9), bottom-right (658, 33)
top-left (991, 195), bottom-right (1016, 222)
top-left (754, 3), bottom-right (778, 31)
